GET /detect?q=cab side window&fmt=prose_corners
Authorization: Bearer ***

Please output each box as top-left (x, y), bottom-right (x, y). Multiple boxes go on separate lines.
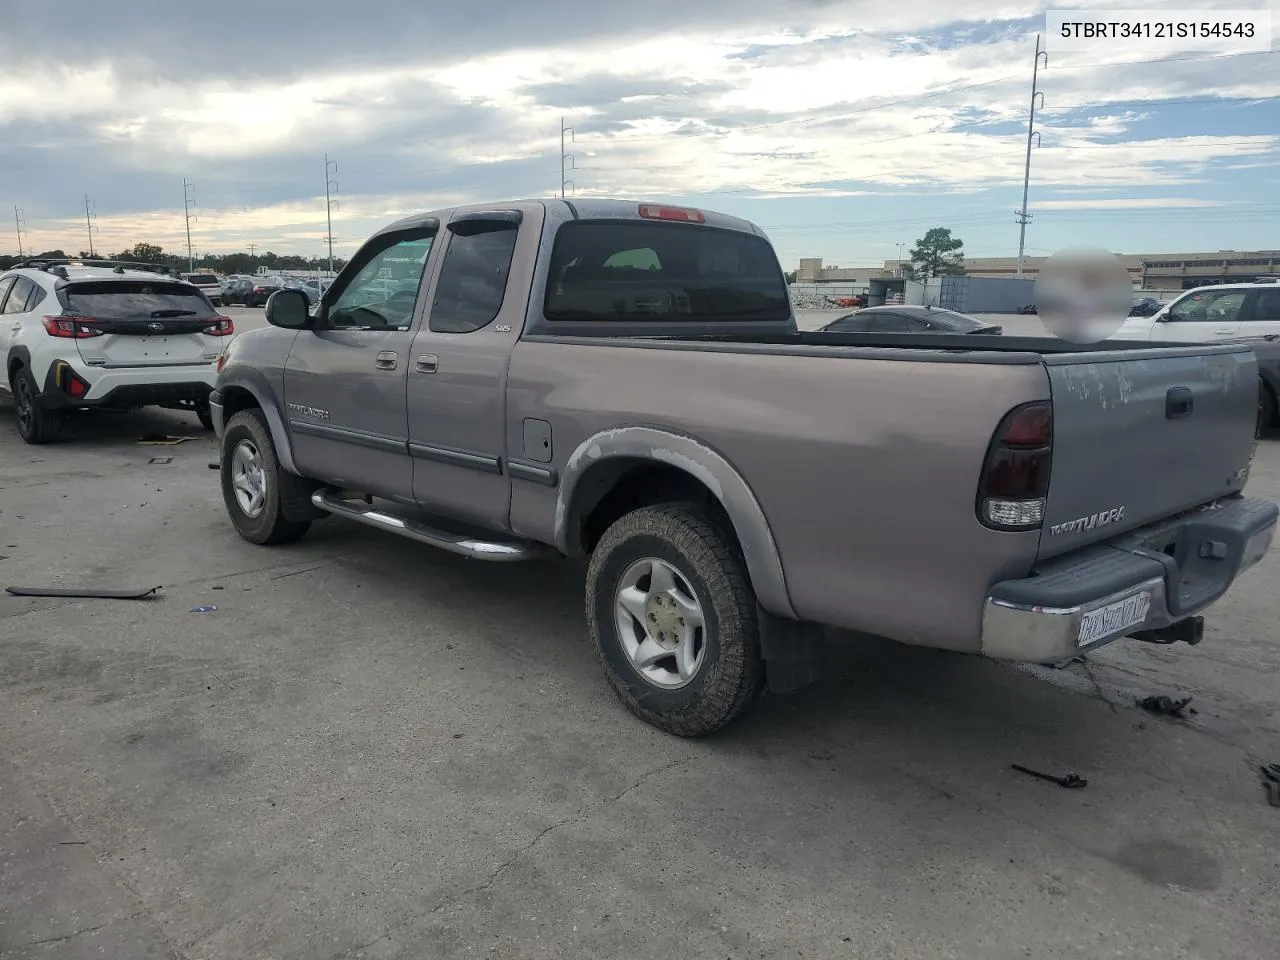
top-left (326, 234), bottom-right (435, 331)
top-left (429, 223), bottom-right (519, 334)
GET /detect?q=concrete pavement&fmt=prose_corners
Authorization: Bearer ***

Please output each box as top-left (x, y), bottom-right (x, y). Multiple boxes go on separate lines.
top-left (1, 346), bottom-right (1278, 959)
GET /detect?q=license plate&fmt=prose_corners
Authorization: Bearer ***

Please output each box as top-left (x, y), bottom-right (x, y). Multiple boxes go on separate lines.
top-left (1078, 591), bottom-right (1152, 647)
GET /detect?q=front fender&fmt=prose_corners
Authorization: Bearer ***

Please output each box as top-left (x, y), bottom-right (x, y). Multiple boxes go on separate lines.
top-left (554, 426), bottom-right (796, 619)
top-left (215, 366), bottom-right (299, 476)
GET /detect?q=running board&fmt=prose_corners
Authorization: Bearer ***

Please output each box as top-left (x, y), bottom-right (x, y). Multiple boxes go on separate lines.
top-left (310, 490), bottom-right (547, 562)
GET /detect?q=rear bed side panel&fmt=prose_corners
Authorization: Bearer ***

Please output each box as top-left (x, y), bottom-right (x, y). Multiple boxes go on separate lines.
top-left (1039, 346), bottom-right (1258, 559)
top-left (506, 339), bottom-right (1050, 651)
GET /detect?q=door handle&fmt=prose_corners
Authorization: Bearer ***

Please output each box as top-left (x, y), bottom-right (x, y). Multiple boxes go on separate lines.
top-left (375, 351), bottom-right (399, 370)
top-left (1166, 386), bottom-right (1194, 419)
top-left (415, 354), bottom-right (439, 374)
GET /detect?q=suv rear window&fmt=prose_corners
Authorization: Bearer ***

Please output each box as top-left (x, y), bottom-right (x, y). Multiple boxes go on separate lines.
top-left (186, 274), bottom-right (218, 285)
top-left (544, 221), bottom-right (789, 322)
top-left (63, 281), bottom-right (216, 319)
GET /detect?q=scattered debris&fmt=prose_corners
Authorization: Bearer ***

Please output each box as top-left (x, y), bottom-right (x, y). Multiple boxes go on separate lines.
top-left (190, 605), bottom-right (217, 613)
top-left (1260, 764), bottom-right (1280, 808)
top-left (5, 585), bottom-right (161, 600)
top-left (138, 433), bottom-right (195, 445)
top-left (211, 585), bottom-right (224, 590)
top-left (207, 461), bottom-right (220, 470)
top-left (1010, 764), bottom-right (1088, 789)
top-left (148, 456), bottom-right (173, 465)
top-left (1137, 694), bottom-right (1195, 719)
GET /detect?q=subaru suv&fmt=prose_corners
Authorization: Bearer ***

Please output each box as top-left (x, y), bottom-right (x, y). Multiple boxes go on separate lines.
top-left (0, 258), bottom-right (233, 444)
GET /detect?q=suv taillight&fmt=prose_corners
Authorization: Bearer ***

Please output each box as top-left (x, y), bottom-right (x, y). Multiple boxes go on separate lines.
top-left (977, 400), bottom-right (1052, 531)
top-left (203, 316), bottom-right (234, 337)
top-left (42, 315), bottom-right (104, 339)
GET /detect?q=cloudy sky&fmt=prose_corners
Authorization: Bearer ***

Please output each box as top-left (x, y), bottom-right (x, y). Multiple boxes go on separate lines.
top-left (1, 0), bottom-right (1277, 269)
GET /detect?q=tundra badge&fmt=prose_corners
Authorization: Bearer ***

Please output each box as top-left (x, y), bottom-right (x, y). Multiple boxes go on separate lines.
top-left (287, 402), bottom-right (330, 422)
top-left (1049, 506), bottom-right (1125, 536)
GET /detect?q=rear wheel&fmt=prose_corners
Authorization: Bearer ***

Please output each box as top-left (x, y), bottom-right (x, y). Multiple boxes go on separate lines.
top-left (220, 409), bottom-right (310, 545)
top-left (10, 366), bottom-right (64, 444)
top-left (585, 503), bottom-right (763, 737)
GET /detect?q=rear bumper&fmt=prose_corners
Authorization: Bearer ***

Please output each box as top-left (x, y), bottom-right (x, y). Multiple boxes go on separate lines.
top-left (980, 496), bottom-right (1277, 662)
top-left (40, 361), bottom-right (216, 411)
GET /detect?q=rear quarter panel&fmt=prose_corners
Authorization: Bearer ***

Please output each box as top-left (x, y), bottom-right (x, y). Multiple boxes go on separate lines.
top-left (506, 339), bottom-right (1050, 651)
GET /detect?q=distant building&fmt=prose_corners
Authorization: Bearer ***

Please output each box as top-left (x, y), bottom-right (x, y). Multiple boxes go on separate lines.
top-left (797, 251), bottom-right (1280, 290)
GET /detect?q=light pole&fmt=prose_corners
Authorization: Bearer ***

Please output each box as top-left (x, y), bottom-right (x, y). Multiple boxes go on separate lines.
top-left (324, 154), bottom-right (339, 275)
top-left (183, 179), bottom-right (197, 272)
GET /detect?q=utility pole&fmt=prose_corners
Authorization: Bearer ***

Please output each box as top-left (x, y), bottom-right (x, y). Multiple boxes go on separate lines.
top-left (14, 205), bottom-right (27, 258)
top-left (183, 178), bottom-right (197, 272)
top-left (560, 117), bottom-right (575, 199)
top-left (84, 195), bottom-right (97, 257)
top-left (324, 154), bottom-right (339, 275)
top-left (896, 242), bottom-right (904, 277)
top-left (1015, 33), bottom-right (1047, 278)
top-left (248, 242), bottom-right (257, 258)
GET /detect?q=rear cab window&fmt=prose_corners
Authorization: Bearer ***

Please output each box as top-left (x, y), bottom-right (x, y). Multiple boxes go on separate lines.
top-left (543, 221), bottom-right (790, 324)
top-left (62, 281), bottom-right (217, 319)
top-left (185, 274), bottom-right (218, 285)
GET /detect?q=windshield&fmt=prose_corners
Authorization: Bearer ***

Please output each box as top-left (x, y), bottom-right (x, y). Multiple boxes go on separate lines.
top-left (63, 281), bottom-right (216, 318)
top-left (544, 221), bottom-right (789, 322)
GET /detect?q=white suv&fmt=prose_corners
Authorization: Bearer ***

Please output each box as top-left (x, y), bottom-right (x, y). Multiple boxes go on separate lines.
top-left (0, 258), bottom-right (233, 444)
top-left (1113, 280), bottom-right (1280, 342)
top-left (181, 271), bottom-right (223, 306)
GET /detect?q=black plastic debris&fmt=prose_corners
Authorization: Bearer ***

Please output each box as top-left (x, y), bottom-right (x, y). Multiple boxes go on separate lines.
top-left (207, 461), bottom-right (220, 470)
top-left (5, 585), bottom-right (161, 600)
top-left (1010, 764), bottom-right (1088, 789)
top-left (1137, 694), bottom-right (1195, 719)
top-left (1260, 764), bottom-right (1280, 808)
top-left (149, 456), bottom-right (173, 465)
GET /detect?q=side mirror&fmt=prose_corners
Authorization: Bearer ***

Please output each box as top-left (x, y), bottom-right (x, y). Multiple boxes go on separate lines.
top-left (265, 288), bottom-right (310, 329)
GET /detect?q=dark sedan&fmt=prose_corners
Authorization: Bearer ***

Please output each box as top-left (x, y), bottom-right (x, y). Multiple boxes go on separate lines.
top-left (819, 305), bottom-right (1002, 335)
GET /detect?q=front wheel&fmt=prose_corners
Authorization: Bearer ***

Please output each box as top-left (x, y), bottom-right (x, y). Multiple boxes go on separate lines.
top-left (220, 409), bottom-right (311, 545)
top-left (585, 503), bottom-right (763, 737)
top-left (10, 366), bottom-right (64, 444)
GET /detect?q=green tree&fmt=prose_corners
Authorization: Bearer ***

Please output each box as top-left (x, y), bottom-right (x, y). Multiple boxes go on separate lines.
top-left (908, 228), bottom-right (965, 279)
top-left (784, 270), bottom-right (797, 284)
top-left (125, 242), bottom-right (166, 264)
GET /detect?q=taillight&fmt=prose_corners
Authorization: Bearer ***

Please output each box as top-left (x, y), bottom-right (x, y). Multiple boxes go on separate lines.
top-left (253, 286), bottom-right (266, 294)
top-left (977, 401), bottom-right (1052, 531)
top-left (52, 360), bottom-right (91, 399)
top-left (637, 204), bottom-right (706, 224)
top-left (42, 315), bottom-right (104, 339)
top-left (203, 316), bottom-right (234, 337)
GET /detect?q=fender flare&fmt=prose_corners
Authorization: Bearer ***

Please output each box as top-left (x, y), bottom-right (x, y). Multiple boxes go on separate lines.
top-left (215, 376), bottom-right (300, 476)
top-left (5, 345), bottom-right (32, 382)
top-left (554, 426), bottom-right (796, 619)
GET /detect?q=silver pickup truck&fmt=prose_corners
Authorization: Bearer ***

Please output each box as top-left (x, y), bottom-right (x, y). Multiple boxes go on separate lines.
top-left (210, 199), bottom-right (1277, 736)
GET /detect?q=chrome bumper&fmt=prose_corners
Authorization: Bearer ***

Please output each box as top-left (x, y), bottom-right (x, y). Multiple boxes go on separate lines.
top-left (980, 497), bottom-right (1277, 663)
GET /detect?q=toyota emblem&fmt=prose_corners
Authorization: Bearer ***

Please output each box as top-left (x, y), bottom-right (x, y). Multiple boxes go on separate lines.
top-left (148, 322), bottom-right (164, 333)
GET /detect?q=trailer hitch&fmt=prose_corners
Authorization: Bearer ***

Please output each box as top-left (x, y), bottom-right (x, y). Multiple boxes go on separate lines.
top-left (1131, 616), bottom-right (1204, 647)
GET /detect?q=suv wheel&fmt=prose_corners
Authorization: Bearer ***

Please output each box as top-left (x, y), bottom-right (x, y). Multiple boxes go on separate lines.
top-left (585, 503), bottom-right (763, 737)
top-left (10, 366), bottom-right (64, 444)
top-left (195, 399), bottom-right (214, 431)
top-left (220, 409), bottom-right (311, 545)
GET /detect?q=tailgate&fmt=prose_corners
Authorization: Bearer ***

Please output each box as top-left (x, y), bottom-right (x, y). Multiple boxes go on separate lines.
top-left (1039, 344), bottom-right (1258, 559)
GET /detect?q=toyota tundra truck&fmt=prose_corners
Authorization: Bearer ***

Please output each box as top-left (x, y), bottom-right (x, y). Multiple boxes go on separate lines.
top-left (209, 199), bottom-right (1277, 736)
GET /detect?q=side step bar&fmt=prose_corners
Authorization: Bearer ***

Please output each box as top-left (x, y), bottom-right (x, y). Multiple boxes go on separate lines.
top-left (310, 490), bottom-right (548, 562)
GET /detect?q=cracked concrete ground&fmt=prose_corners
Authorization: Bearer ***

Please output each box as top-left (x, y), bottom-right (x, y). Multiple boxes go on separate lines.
top-left (1, 350), bottom-right (1279, 959)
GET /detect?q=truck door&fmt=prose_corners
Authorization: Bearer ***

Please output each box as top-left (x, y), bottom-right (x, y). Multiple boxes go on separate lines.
top-left (283, 226), bottom-right (437, 503)
top-left (1154, 288), bottom-right (1249, 341)
top-left (406, 205), bottom-right (541, 531)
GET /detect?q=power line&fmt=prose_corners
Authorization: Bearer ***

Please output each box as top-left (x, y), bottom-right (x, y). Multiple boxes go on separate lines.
top-left (14, 205), bottom-right (27, 258)
top-left (182, 179), bottom-right (197, 272)
top-left (83, 195), bottom-right (97, 257)
top-left (1016, 33), bottom-right (1048, 277)
top-left (325, 153), bottom-right (339, 274)
top-left (560, 117), bottom-right (576, 199)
